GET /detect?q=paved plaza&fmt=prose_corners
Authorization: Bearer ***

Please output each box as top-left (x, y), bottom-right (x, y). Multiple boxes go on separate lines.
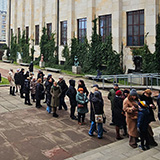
top-left (0, 62), bottom-right (159, 160)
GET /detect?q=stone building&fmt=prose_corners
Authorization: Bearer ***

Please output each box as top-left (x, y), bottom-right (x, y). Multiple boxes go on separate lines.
top-left (0, 10), bottom-right (7, 42)
top-left (6, 0), bottom-right (160, 72)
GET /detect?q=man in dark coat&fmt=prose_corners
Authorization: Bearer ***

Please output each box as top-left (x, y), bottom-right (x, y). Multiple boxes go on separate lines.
top-left (36, 78), bottom-right (44, 108)
top-left (58, 76), bottom-right (68, 110)
top-left (66, 79), bottom-right (77, 120)
top-left (19, 68), bottom-right (25, 98)
top-left (14, 69), bottom-right (21, 93)
top-left (139, 89), bottom-right (158, 146)
top-left (45, 75), bottom-right (54, 113)
top-left (37, 69), bottom-right (44, 83)
top-left (24, 77), bottom-right (32, 105)
top-left (78, 80), bottom-right (89, 96)
top-left (29, 61), bottom-right (34, 72)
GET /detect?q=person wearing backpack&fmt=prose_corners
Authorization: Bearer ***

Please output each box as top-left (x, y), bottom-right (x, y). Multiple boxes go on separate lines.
top-left (8, 69), bottom-right (16, 96)
top-left (88, 91), bottom-right (104, 139)
top-left (24, 77), bottom-right (32, 105)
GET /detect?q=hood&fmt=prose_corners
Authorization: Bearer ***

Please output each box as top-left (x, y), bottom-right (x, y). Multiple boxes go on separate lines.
top-left (69, 79), bottom-right (75, 87)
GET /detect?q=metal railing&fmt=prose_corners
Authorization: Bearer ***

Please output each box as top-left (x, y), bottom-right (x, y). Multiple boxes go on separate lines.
top-left (91, 73), bottom-right (160, 90)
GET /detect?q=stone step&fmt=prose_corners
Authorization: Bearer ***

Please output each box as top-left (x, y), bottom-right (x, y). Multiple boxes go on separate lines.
top-left (66, 126), bottom-right (160, 160)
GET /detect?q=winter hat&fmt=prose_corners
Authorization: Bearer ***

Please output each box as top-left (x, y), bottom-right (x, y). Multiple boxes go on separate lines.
top-left (138, 101), bottom-right (148, 108)
top-left (130, 89), bottom-right (137, 96)
top-left (48, 73), bottom-right (52, 77)
top-left (17, 68), bottom-right (20, 71)
top-left (116, 90), bottom-right (122, 96)
top-left (144, 89), bottom-right (152, 96)
top-left (59, 75), bottom-right (63, 79)
top-left (93, 84), bottom-right (99, 89)
top-left (78, 88), bottom-right (83, 92)
top-left (114, 84), bottom-right (118, 87)
top-left (123, 89), bottom-right (129, 94)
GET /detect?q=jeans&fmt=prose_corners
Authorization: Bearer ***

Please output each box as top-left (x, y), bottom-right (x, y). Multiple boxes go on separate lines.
top-left (89, 121), bottom-right (103, 138)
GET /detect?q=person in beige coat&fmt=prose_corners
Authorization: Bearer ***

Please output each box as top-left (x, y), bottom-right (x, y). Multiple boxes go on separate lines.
top-left (123, 89), bottom-right (139, 148)
top-left (50, 82), bottom-right (62, 118)
top-left (8, 69), bottom-right (16, 96)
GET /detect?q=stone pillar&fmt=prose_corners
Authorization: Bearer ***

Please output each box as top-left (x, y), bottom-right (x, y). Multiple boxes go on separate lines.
top-left (87, 0), bottom-right (96, 41)
top-left (67, 0), bottom-right (75, 45)
top-left (112, 0), bottom-right (122, 53)
top-left (30, 0), bottom-right (34, 40)
top-left (22, 0), bottom-right (25, 30)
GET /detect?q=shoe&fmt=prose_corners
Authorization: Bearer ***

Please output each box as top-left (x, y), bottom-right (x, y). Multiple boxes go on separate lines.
top-left (71, 116), bottom-right (78, 120)
top-left (145, 145), bottom-right (150, 150)
top-left (58, 108), bottom-right (62, 110)
top-left (21, 96), bottom-right (25, 98)
top-left (139, 145), bottom-right (146, 151)
top-left (78, 122), bottom-right (82, 125)
top-left (130, 144), bottom-right (137, 148)
top-left (150, 141), bottom-right (158, 146)
top-left (28, 103), bottom-right (32, 105)
top-left (116, 137), bottom-right (123, 140)
top-left (82, 122), bottom-right (86, 125)
top-left (98, 137), bottom-right (102, 139)
top-left (88, 132), bottom-right (93, 136)
top-left (24, 102), bottom-right (28, 105)
top-left (53, 113), bottom-right (59, 118)
top-left (103, 129), bottom-right (107, 133)
top-left (64, 108), bottom-right (68, 111)
top-left (110, 123), bottom-right (115, 126)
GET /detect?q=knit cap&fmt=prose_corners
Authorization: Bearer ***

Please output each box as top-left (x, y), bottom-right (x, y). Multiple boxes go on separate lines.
top-left (130, 89), bottom-right (137, 96)
top-left (115, 90), bottom-right (122, 96)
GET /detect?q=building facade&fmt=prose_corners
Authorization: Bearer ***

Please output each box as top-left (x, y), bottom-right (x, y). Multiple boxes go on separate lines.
top-left (0, 0), bottom-right (7, 11)
top-left (0, 11), bottom-right (7, 42)
top-left (7, 0), bottom-right (160, 72)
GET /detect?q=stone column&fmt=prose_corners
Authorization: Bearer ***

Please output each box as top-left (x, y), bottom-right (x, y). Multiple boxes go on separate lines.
top-left (87, 0), bottom-right (96, 41)
top-left (112, 0), bottom-right (122, 53)
top-left (30, 0), bottom-right (34, 41)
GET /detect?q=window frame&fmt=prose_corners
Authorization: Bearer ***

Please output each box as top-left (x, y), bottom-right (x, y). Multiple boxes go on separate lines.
top-left (77, 18), bottom-right (87, 43)
top-left (26, 26), bottom-right (29, 43)
top-left (47, 23), bottom-right (52, 40)
top-left (35, 25), bottom-right (39, 45)
top-left (127, 9), bottom-right (144, 46)
top-left (99, 14), bottom-right (112, 42)
top-left (60, 21), bottom-right (67, 45)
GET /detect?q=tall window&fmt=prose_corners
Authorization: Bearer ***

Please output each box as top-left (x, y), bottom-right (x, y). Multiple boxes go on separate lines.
top-left (99, 15), bottom-right (112, 42)
top-left (78, 18), bottom-right (87, 43)
top-left (18, 28), bottom-right (20, 43)
top-left (26, 26), bottom-right (29, 43)
top-left (47, 23), bottom-right (52, 40)
top-left (60, 21), bottom-right (67, 45)
top-left (35, 25), bottom-right (39, 45)
top-left (127, 10), bottom-right (144, 46)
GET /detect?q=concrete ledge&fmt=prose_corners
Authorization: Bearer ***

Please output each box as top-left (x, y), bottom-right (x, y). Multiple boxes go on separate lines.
top-left (45, 67), bottom-right (61, 73)
top-left (0, 84), bottom-right (9, 87)
top-left (20, 63), bottom-right (30, 66)
top-left (2, 60), bottom-right (12, 63)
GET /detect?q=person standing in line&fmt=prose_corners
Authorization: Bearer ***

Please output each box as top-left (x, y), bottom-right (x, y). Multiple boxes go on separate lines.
top-left (46, 76), bottom-right (54, 113)
top-left (108, 84), bottom-right (119, 125)
top-left (157, 91), bottom-right (160, 121)
top-left (88, 91), bottom-right (104, 139)
top-left (77, 80), bottom-right (89, 96)
top-left (35, 78), bottom-right (44, 108)
top-left (19, 68), bottom-right (25, 98)
top-left (30, 77), bottom-right (36, 102)
top-left (8, 69), bottom-right (16, 96)
top-left (50, 81), bottom-right (62, 117)
top-left (76, 88), bottom-right (89, 125)
top-left (66, 79), bottom-right (77, 120)
top-left (58, 76), bottom-right (68, 110)
top-left (113, 90), bottom-right (127, 140)
top-left (29, 61), bottom-right (34, 72)
top-left (139, 89), bottom-right (158, 146)
top-left (137, 101), bottom-right (150, 150)
top-left (123, 89), bottom-right (139, 148)
top-left (14, 69), bottom-right (21, 93)
top-left (24, 77), bottom-right (32, 105)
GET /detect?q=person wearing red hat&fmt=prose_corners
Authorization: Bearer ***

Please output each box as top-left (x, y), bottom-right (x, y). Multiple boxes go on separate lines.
top-left (113, 90), bottom-right (127, 140)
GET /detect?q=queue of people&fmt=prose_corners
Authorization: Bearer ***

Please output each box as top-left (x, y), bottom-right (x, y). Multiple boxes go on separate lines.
top-left (7, 67), bottom-right (159, 149)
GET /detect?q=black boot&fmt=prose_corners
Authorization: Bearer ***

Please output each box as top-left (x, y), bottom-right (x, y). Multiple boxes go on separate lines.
top-left (53, 108), bottom-right (59, 117)
top-left (12, 87), bottom-right (16, 96)
top-left (10, 86), bottom-right (12, 95)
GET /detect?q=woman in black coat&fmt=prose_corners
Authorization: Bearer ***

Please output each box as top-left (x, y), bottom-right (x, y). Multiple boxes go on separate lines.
top-left (66, 79), bottom-right (77, 120)
top-left (113, 90), bottom-right (126, 140)
top-left (78, 80), bottom-right (89, 96)
top-left (36, 78), bottom-right (44, 108)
